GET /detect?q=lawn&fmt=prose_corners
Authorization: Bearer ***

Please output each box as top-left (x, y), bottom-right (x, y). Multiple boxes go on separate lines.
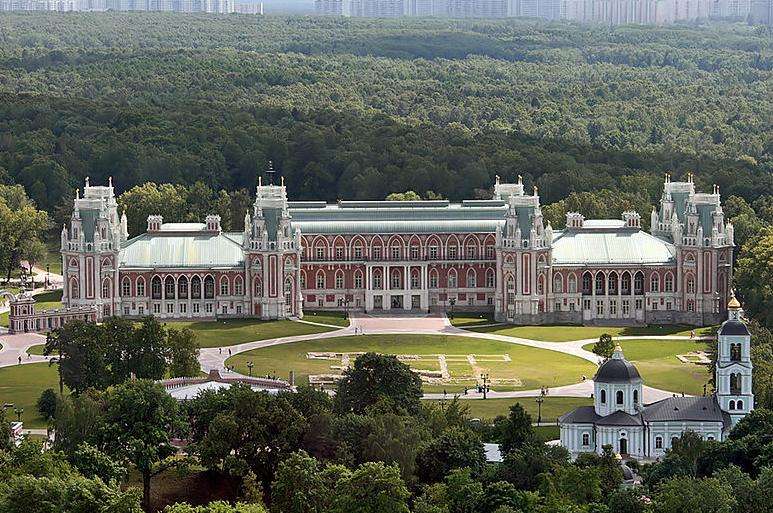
top-left (448, 313), bottom-right (497, 327)
top-left (225, 334), bottom-right (595, 392)
top-left (0, 363), bottom-right (61, 428)
top-left (429, 396), bottom-right (593, 422)
top-left (0, 289), bottom-right (63, 327)
top-left (581, 338), bottom-right (713, 396)
top-left (27, 345), bottom-right (46, 356)
top-left (163, 318), bottom-right (338, 348)
top-left (41, 241), bottom-right (63, 276)
top-left (302, 310), bottom-right (351, 327)
top-left (470, 324), bottom-right (717, 343)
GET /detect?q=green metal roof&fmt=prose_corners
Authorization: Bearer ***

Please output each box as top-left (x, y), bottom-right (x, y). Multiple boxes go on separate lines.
top-left (552, 223), bottom-right (676, 266)
top-left (119, 232), bottom-right (244, 268)
top-left (289, 203), bottom-right (507, 234)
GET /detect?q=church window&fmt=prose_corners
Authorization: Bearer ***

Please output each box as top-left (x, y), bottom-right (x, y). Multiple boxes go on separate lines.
top-left (468, 269), bottom-right (477, 288)
top-left (595, 273), bottom-right (605, 295)
top-left (582, 433), bottom-right (590, 446)
top-left (122, 277), bottom-right (131, 297)
top-left (686, 275), bottom-right (695, 294)
top-left (737, 400), bottom-right (743, 410)
top-left (219, 277), bottom-right (230, 296)
top-left (254, 279), bottom-right (263, 296)
top-left (354, 246), bottom-right (363, 259)
top-left (553, 274), bottom-right (563, 293)
top-left (608, 272), bottom-right (618, 295)
top-left (650, 274), bottom-right (660, 293)
top-left (600, 389), bottom-right (606, 404)
top-left (633, 389), bottom-right (638, 404)
top-left (429, 246), bottom-right (438, 260)
top-left (204, 276), bottom-right (215, 299)
top-left (729, 400), bottom-right (735, 410)
top-left (316, 272), bottom-right (325, 290)
top-left (411, 247), bottom-right (420, 260)
top-left (234, 276), bottom-right (244, 296)
top-left (448, 245), bottom-right (458, 260)
top-left (335, 246), bottom-right (343, 260)
top-left (137, 277), bottom-right (146, 297)
top-left (354, 272), bottom-right (363, 289)
top-left (411, 272), bottom-right (420, 289)
top-left (300, 273), bottom-right (306, 289)
top-left (730, 373), bottom-right (741, 395)
top-left (655, 436), bottom-right (663, 449)
top-left (391, 270), bottom-right (401, 289)
top-left (335, 273), bottom-right (344, 289)
top-left (373, 246), bottom-right (382, 260)
top-left (151, 276), bottom-right (162, 300)
top-left (621, 272), bottom-right (631, 295)
top-left (671, 437), bottom-right (679, 447)
top-left (730, 343), bottom-right (741, 361)
top-left (664, 273), bottom-right (674, 292)
top-left (429, 271), bottom-right (438, 289)
top-left (596, 300), bottom-right (604, 316)
top-left (485, 246), bottom-right (494, 259)
top-left (568, 274), bottom-right (577, 293)
top-left (634, 272), bottom-right (644, 295)
top-left (466, 245), bottom-right (477, 259)
top-left (316, 247), bottom-right (325, 260)
top-left (191, 276), bottom-right (201, 299)
top-left (616, 391), bottom-right (624, 405)
top-left (373, 271), bottom-right (382, 290)
top-left (178, 276), bottom-right (189, 299)
top-left (610, 300), bottom-right (617, 315)
top-left (165, 276), bottom-right (176, 299)
top-left (102, 279), bottom-right (111, 299)
top-left (583, 299), bottom-right (591, 311)
top-left (391, 246), bottom-right (401, 260)
top-left (582, 272), bottom-right (592, 295)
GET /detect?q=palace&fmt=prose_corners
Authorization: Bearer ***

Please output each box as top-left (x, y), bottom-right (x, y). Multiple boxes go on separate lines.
top-left (8, 174), bottom-right (735, 332)
top-left (559, 296), bottom-right (754, 459)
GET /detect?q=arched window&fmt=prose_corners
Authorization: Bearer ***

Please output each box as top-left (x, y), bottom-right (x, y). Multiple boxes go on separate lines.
top-left (485, 268), bottom-right (495, 288)
top-left (448, 269), bottom-right (457, 289)
top-left (165, 276), bottom-right (175, 299)
top-left (151, 276), bottom-right (162, 300)
top-left (621, 272), bottom-right (631, 295)
top-left (122, 277), bottom-right (131, 297)
top-left (410, 270), bottom-right (420, 289)
top-left (136, 277), bottom-right (146, 297)
top-left (254, 277), bottom-right (263, 296)
top-left (447, 238), bottom-right (459, 260)
top-left (655, 436), bottom-right (663, 449)
top-left (373, 269), bottom-right (382, 290)
top-left (391, 269), bottom-right (401, 289)
top-left (204, 276), bottom-right (214, 299)
top-left (729, 400), bottom-right (736, 410)
top-left (616, 390), bottom-right (624, 405)
top-left (608, 272), bottom-right (618, 295)
top-left (316, 271), bottom-right (325, 290)
top-left (553, 274), bottom-right (563, 294)
top-left (582, 433), bottom-right (590, 446)
top-left (595, 273), bottom-right (605, 295)
top-left (219, 277), bottom-right (230, 296)
top-left (429, 269), bottom-right (438, 288)
top-left (537, 274), bottom-right (544, 294)
top-left (285, 277), bottom-right (293, 305)
top-left (335, 271), bottom-right (344, 289)
top-left (634, 272), bottom-right (644, 295)
top-left (600, 389), bottom-right (606, 404)
top-left (467, 269), bottom-right (477, 288)
top-left (633, 389), bottom-right (639, 404)
top-left (664, 273), bottom-right (674, 292)
top-left (686, 275), bottom-right (696, 294)
top-left (650, 274), bottom-right (660, 293)
top-left (354, 270), bottom-right (363, 289)
top-left (191, 276), bottom-right (201, 299)
top-left (300, 271), bottom-right (306, 289)
top-left (178, 276), bottom-right (189, 299)
top-left (730, 373), bottom-right (741, 394)
top-left (582, 272), bottom-right (592, 295)
top-left (737, 400), bottom-right (743, 410)
top-left (568, 274), bottom-right (577, 294)
top-left (234, 276), bottom-right (244, 296)
top-left (101, 278), bottom-right (111, 299)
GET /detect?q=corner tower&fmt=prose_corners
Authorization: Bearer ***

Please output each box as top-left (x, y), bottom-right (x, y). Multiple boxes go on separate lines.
top-left (716, 294), bottom-right (754, 426)
top-left (243, 165), bottom-right (303, 319)
top-left (61, 177), bottom-right (127, 318)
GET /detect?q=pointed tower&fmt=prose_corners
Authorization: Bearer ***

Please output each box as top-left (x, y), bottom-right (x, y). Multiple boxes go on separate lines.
top-left (716, 293), bottom-right (754, 426)
top-left (61, 177), bottom-right (124, 318)
top-left (244, 164), bottom-right (303, 319)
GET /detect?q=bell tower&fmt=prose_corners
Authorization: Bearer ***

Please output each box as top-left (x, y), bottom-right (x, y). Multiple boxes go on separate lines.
top-left (716, 293), bottom-right (754, 426)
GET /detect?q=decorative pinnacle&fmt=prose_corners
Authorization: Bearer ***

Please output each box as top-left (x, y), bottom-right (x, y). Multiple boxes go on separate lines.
top-left (518, 175), bottom-right (523, 185)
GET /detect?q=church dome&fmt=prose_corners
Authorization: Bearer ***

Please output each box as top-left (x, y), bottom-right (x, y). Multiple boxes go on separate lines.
top-left (595, 346), bottom-right (642, 384)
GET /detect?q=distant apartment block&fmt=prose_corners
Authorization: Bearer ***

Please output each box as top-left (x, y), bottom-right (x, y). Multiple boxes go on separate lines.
top-left (0, 0), bottom-right (263, 12)
top-left (313, 0), bottom-right (759, 23)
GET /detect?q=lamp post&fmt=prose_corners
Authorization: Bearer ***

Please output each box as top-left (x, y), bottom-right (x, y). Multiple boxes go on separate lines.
top-left (247, 361), bottom-right (254, 377)
top-left (535, 391), bottom-right (545, 426)
top-left (46, 264), bottom-right (50, 289)
top-left (480, 373), bottom-right (489, 400)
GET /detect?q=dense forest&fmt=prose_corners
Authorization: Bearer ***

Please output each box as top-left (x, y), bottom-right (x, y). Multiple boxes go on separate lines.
top-left (0, 14), bottom-right (771, 218)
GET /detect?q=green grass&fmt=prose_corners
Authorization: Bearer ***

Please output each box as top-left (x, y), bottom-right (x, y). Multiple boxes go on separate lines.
top-left (225, 334), bottom-right (595, 391)
top-left (582, 339), bottom-right (712, 395)
top-left (0, 289), bottom-right (63, 327)
top-left (534, 425), bottom-right (560, 442)
top-left (449, 313), bottom-right (497, 327)
top-left (470, 324), bottom-right (717, 343)
top-left (163, 318), bottom-right (338, 348)
top-left (42, 241), bottom-right (63, 276)
top-left (302, 310), bottom-right (351, 327)
top-left (27, 345), bottom-right (46, 356)
top-left (0, 363), bottom-right (61, 428)
top-left (431, 396), bottom-right (592, 422)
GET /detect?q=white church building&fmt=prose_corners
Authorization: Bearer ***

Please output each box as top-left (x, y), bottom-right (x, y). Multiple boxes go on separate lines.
top-left (559, 295), bottom-right (753, 459)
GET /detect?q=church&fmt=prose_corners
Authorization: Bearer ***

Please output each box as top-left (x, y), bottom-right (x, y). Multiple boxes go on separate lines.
top-left (558, 296), bottom-right (754, 459)
top-left (9, 173), bottom-right (735, 333)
